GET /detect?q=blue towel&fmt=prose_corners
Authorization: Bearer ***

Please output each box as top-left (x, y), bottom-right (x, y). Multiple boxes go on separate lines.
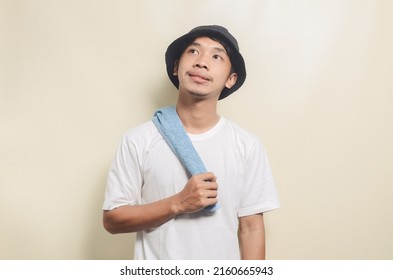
top-left (152, 106), bottom-right (220, 212)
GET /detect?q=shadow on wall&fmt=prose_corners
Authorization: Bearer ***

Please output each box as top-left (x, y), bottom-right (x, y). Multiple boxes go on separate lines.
top-left (83, 79), bottom-right (177, 260)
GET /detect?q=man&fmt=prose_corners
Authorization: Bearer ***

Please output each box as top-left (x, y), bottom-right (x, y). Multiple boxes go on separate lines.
top-left (103, 25), bottom-right (280, 259)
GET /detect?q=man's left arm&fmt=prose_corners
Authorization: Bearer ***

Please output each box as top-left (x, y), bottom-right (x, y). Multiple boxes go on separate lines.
top-left (238, 213), bottom-right (266, 260)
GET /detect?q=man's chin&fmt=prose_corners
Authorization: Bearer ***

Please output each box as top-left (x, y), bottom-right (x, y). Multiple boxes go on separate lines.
top-left (189, 91), bottom-right (208, 98)
top-left (179, 85), bottom-right (220, 100)
top-left (189, 89), bottom-right (221, 99)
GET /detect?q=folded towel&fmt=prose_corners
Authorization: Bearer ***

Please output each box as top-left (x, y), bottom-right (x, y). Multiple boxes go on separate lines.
top-left (152, 106), bottom-right (220, 212)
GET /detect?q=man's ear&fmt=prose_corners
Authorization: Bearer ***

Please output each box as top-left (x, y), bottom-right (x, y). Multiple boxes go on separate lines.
top-left (173, 60), bottom-right (179, 76)
top-left (225, 73), bottom-right (238, 89)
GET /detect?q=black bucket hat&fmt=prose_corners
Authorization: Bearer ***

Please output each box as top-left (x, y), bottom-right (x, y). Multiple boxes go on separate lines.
top-left (165, 25), bottom-right (246, 100)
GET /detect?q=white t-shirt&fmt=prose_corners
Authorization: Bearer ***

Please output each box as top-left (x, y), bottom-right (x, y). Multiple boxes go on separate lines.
top-left (103, 117), bottom-right (280, 259)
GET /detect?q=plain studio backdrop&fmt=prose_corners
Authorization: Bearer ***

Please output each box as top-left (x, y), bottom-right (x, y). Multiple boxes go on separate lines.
top-left (0, 0), bottom-right (392, 259)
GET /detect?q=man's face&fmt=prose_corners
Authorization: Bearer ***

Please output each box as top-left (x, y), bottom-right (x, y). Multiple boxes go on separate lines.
top-left (174, 37), bottom-right (238, 100)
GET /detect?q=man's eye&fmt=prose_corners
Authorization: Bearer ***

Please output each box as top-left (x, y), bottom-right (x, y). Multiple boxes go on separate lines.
top-left (188, 49), bottom-right (198, 54)
top-left (213, 55), bottom-right (223, 60)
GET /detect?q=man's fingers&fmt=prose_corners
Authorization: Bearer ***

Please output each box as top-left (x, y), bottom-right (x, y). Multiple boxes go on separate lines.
top-left (205, 190), bottom-right (218, 198)
top-left (196, 172), bottom-right (216, 182)
top-left (195, 173), bottom-right (218, 190)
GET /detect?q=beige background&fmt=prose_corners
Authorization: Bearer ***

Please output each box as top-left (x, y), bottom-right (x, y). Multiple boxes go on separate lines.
top-left (1, 0), bottom-right (392, 259)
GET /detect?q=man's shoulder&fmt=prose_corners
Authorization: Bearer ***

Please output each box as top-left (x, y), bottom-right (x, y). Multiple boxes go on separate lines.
top-left (223, 118), bottom-right (260, 144)
top-left (123, 120), bottom-right (160, 144)
top-left (126, 120), bottom-right (156, 134)
top-left (221, 118), bottom-right (269, 160)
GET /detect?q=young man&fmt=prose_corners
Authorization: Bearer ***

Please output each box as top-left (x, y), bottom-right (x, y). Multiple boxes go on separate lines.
top-left (103, 25), bottom-right (280, 259)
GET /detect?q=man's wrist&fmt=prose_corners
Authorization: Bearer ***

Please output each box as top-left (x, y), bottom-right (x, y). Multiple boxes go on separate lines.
top-left (169, 194), bottom-right (183, 216)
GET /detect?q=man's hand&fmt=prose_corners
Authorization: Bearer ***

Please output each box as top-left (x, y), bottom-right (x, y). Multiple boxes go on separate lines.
top-left (103, 172), bottom-right (218, 234)
top-left (174, 172), bottom-right (218, 213)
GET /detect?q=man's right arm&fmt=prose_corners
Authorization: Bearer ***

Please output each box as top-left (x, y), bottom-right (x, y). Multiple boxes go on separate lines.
top-left (103, 172), bottom-right (218, 234)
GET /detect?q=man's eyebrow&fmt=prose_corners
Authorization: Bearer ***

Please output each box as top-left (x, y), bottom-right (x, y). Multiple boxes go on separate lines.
top-left (189, 41), bottom-right (227, 53)
top-left (213, 46), bottom-right (227, 53)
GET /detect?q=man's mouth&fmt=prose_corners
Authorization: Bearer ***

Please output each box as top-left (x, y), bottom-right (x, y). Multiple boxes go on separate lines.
top-left (188, 72), bottom-right (211, 83)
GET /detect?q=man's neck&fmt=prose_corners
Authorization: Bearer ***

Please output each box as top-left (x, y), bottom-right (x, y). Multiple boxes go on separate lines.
top-left (175, 98), bottom-right (220, 134)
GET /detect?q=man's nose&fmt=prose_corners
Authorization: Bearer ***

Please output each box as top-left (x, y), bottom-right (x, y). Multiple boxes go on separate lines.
top-left (194, 55), bottom-right (209, 70)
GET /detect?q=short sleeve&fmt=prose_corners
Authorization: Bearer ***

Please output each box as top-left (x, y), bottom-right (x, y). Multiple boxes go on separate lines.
top-left (237, 141), bottom-right (280, 217)
top-left (102, 134), bottom-right (143, 210)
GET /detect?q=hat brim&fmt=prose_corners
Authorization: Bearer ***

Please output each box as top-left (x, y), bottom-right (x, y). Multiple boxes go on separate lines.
top-left (165, 28), bottom-right (246, 100)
